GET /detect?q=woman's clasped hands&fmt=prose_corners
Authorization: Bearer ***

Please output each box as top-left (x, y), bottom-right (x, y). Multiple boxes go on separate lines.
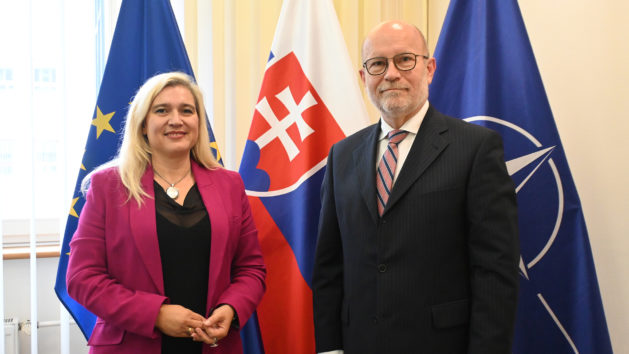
top-left (156, 303), bottom-right (235, 347)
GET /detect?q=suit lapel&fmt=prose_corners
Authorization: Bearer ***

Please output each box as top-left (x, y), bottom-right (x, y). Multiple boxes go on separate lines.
top-left (130, 167), bottom-right (165, 294)
top-left (353, 124), bottom-right (380, 224)
top-left (384, 106), bottom-right (449, 215)
top-left (192, 162), bottom-right (226, 309)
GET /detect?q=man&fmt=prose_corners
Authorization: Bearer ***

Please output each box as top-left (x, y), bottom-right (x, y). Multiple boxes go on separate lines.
top-left (312, 20), bottom-right (519, 354)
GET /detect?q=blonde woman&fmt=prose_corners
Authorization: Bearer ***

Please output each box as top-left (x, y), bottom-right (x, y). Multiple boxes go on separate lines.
top-left (67, 72), bottom-right (266, 353)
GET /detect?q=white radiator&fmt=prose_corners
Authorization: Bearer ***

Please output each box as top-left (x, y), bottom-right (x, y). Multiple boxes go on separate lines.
top-left (4, 317), bottom-right (19, 354)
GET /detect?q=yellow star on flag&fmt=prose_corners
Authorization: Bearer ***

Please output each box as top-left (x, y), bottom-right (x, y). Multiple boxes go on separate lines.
top-left (69, 197), bottom-right (79, 218)
top-left (92, 106), bottom-right (116, 139)
top-left (210, 141), bottom-right (222, 163)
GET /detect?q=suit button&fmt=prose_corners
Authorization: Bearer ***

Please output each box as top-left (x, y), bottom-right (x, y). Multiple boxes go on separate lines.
top-left (378, 264), bottom-right (387, 272)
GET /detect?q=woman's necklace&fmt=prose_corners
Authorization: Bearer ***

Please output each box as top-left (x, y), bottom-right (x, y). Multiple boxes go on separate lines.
top-left (153, 168), bottom-right (190, 199)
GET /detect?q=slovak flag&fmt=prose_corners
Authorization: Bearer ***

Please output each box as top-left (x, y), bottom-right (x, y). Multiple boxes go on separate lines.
top-left (238, 0), bottom-right (370, 353)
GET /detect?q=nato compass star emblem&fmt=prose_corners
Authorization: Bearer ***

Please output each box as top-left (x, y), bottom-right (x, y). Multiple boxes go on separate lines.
top-left (465, 116), bottom-right (562, 276)
top-left (465, 116), bottom-right (579, 352)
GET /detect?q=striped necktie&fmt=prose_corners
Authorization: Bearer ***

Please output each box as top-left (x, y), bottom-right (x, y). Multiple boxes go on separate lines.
top-left (376, 129), bottom-right (408, 216)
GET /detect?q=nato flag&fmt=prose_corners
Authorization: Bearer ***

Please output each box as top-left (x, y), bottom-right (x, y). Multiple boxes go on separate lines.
top-left (54, 0), bottom-right (220, 339)
top-left (429, 0), bottom-right (613, 353)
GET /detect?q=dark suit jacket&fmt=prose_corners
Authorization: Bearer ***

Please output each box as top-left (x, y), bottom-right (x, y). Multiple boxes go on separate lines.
top-left (313, 105), bottom-right (519, 354)
top-left (67, 161), bottom-right (266, 354)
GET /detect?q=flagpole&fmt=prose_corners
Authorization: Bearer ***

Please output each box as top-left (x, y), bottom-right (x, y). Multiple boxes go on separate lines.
top-left (26, 0), bottom-right (39, 351)
top-left (59, 0), bottom-right (71, 352)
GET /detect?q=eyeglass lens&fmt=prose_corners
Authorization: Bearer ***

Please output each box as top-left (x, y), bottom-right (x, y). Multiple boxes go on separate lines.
top-left (364, 53), bottom-right (418, 75)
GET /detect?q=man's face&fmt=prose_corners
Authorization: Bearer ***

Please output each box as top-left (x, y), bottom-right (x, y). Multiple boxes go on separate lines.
top-left (360, 24), bottom-right (436, 127)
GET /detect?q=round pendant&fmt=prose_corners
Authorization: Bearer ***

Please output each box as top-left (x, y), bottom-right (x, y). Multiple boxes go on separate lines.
top-left (166, 186), bottom-right (179, 199)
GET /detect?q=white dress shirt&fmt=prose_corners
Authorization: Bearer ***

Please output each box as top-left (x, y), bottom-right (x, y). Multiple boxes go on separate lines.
top-left (376, 100), bottom-right (429, 186)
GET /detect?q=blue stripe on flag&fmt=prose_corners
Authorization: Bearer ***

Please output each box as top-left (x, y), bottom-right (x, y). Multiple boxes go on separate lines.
top-left (259, 167), bottom-right (325, 287)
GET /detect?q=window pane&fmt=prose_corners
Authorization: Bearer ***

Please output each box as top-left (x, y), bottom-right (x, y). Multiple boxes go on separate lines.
top-left (0, 1), bottom-right (96, 226)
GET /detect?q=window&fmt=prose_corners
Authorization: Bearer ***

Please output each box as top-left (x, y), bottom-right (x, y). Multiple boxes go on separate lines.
top-left (0, 140), bottom-right (12, 175)
top-left (0, 0), bottom-right (97, 250)
top-left (0, 0), bottom-right (188, 252)
top-left (33, 67), bottom-right (57, 90)
top-left (0, 68), bottom-right (15, 89)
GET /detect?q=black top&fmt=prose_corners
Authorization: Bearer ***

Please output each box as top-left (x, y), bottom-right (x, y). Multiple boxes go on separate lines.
top-left (155, 181), bottom-right (211, 354)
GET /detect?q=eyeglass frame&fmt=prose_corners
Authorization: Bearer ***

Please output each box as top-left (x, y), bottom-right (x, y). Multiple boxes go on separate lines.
top-left (362, 53), bottom-right (430, 76)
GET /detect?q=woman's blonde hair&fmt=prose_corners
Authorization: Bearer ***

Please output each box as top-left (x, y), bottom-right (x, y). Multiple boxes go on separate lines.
top-left (84, 72), bottom-right (220, 205)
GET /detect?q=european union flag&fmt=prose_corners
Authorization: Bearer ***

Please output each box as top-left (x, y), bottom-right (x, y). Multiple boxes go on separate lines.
top-left (430, 0), bottom-right (613, 352)
top-left (54, 0), bottom-right (220, 339)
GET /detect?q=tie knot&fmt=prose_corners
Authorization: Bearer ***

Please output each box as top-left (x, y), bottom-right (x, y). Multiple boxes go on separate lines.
top-left (387, 129), bottom-right (408, 145)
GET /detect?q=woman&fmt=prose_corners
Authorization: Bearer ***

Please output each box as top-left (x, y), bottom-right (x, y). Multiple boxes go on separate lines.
top-left (66, 72), bottom-right (266, 353)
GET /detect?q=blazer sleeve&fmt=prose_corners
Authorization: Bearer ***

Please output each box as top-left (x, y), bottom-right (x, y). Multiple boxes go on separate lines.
top-left (214, 173), bottom-right (266, 327)
top-left (66, 171), bottom-right (167, 338)
top-left (312, 145), bottom-right (345, 352)
top-left (465, 130), bottom-right (520, 353)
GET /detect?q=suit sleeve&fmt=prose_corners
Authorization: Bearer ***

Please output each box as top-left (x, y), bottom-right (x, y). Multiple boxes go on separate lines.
top-left (312, 145), bottom-right (345, 352)
top-left (215, 173), bottom-right (266, 327)
top-left (66, 172), bottom-right (167, 338)
top-left (466, 130), bottom-right (520, 353)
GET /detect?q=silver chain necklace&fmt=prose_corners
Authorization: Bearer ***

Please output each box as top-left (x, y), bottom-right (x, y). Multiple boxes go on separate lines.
top-left (153, 168), bottom-right (190, 199)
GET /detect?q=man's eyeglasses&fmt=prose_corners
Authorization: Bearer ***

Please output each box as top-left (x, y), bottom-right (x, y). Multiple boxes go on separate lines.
top-left (362, 53), bottom-right (429, 76)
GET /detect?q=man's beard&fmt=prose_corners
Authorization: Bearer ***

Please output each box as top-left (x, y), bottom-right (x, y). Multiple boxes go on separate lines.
top-left (372, 90), bottom-right (419, 117)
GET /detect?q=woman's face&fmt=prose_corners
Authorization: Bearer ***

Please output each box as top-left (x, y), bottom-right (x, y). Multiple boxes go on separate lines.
top-left (143, 85), bottom-right (199, 160)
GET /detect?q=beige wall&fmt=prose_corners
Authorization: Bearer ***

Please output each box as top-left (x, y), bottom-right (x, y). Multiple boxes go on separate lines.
top-left (184, 0), bottom-right (629, 351)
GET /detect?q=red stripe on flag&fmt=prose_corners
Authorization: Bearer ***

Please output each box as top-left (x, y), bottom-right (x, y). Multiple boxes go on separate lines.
top-left (248, 196), bottom-right (315, 354)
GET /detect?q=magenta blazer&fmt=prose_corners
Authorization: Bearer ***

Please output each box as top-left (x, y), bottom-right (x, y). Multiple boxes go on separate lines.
top-left (66, 161), bottom-right (266, 354)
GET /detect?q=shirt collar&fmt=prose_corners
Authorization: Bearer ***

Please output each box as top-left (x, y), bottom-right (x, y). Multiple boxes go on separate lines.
top-left (379, 100), bottom-right (430, 140)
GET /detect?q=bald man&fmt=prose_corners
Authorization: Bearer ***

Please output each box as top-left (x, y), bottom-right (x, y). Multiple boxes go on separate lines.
top-left (312, 21), bottom-right (519, 353)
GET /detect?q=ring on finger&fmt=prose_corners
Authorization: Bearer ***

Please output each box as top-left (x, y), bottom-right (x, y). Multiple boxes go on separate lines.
top-left (187, 327), bottom-right (193, 336)
top-left (210, 337), bottom-right (219, 347)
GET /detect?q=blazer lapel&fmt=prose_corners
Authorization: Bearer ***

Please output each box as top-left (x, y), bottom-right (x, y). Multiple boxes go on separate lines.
top-left (353, 124), bottom-right (380, 224)
top-left (129, 167), bottom-right (165, 294)
top-left (384, 106), bottom-right (449, 215)
top-left (192, 162), bottom-right (226, 309)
